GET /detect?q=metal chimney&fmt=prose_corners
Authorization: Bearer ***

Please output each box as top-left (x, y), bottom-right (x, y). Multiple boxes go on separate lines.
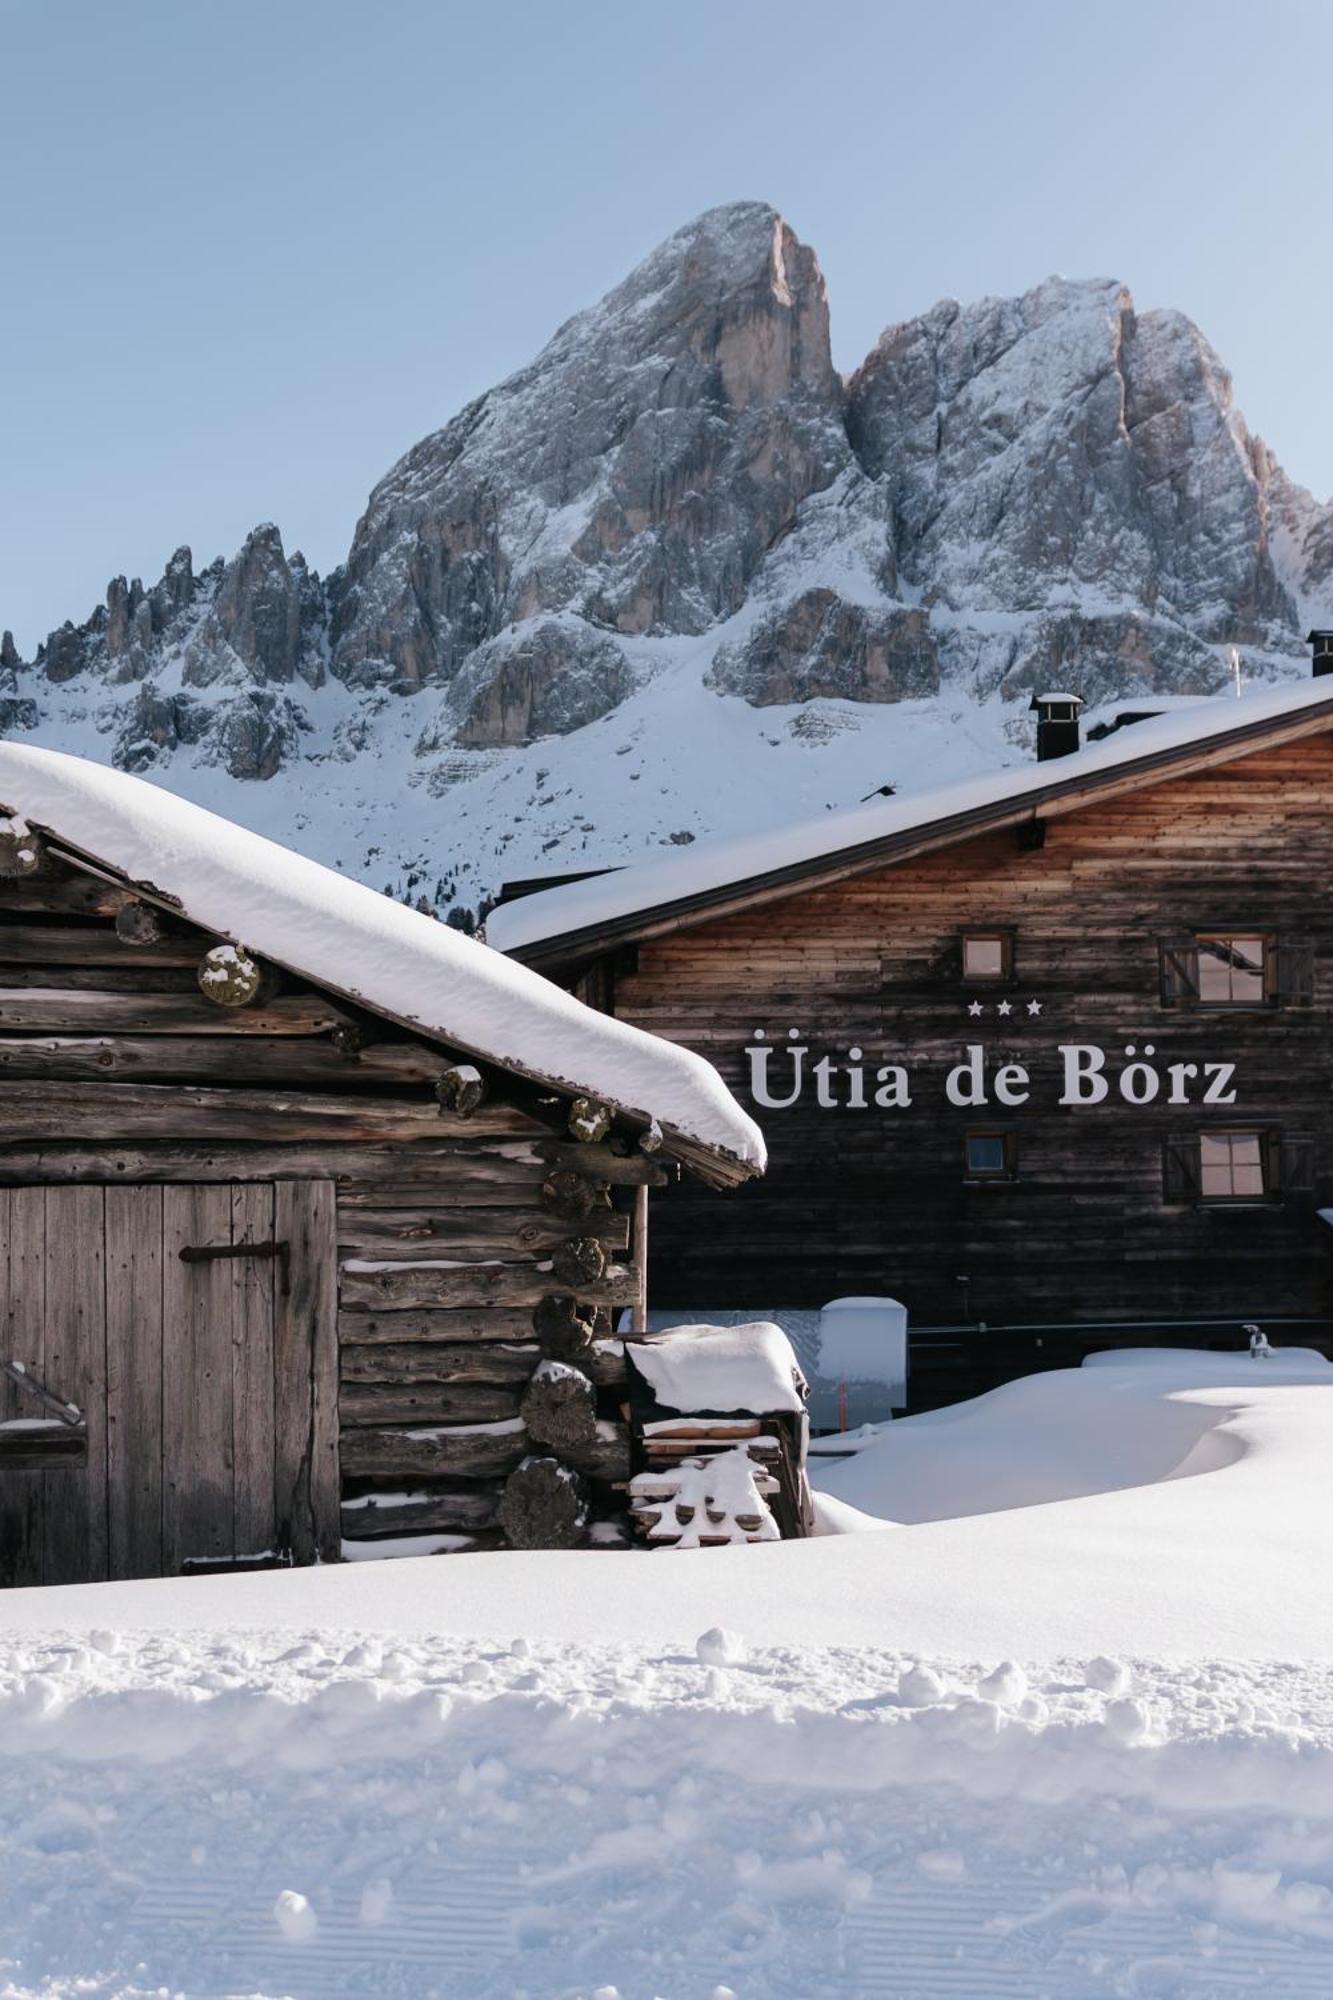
top-left (1309, 630), bottom-right (1333, 678)
top-left (1030, 691), bottom-right (1084, 762)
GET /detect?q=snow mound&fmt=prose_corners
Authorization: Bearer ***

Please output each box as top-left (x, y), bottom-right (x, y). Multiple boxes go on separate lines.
top-left (626, 1319), bottom-right (806, 1414)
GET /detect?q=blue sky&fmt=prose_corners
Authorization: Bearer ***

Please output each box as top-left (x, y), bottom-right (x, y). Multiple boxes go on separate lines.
top-left (3, 0), bottom-right (1328, 654)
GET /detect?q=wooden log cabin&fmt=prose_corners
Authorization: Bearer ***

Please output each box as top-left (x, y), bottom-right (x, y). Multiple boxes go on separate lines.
top-left (490, 658), bottom-right (1333, 1407)
top-left (0, 742), bottom-right (766, 1586)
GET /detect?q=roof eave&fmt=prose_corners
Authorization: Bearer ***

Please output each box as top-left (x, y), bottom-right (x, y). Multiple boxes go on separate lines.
top-left (28, 825), bottom-right (760, 1186)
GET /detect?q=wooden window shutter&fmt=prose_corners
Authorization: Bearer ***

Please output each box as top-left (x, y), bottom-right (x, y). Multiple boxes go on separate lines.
top-left (1280, 1134), bottom-right (1314, 1194)
top-left (1270, 938), bottom-right (1314, 1006)
top-left (1162, 1134), bottom-right (1201, 1200)
top-left (1159, 937), bottom-right (1199, 1006)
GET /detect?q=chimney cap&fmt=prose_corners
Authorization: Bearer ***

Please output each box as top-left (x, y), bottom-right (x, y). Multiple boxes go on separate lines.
top-left (1308, 629), bottom-right (1333, 644)
top-left (1029, 690), bottom-right (1084, 712)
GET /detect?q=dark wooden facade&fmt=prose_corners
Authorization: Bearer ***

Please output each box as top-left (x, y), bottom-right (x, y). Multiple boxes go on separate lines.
top-left (533, 728), bottom-right (1333, 1390)
top-left (0, 850), bottom-right (706, 1586)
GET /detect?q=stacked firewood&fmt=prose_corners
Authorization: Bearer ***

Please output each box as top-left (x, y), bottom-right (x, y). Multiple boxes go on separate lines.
top-left (627, 1432), bottom-right (781, 1546)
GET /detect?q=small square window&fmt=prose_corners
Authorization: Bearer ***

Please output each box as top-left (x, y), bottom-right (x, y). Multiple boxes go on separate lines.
top-left (965, 1131), bottom-right (1013, 1179)
top-left (1196, 935), bottom-right (1267, 1006)
top-left (1199, 1131), bottom-right (1267, 1201)
top-left (962, 934), bottom-right (1011, 981)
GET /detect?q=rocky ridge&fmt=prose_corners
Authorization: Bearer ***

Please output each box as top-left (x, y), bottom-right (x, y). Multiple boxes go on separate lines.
top-left (5, 203), bottom-right (1331, 906)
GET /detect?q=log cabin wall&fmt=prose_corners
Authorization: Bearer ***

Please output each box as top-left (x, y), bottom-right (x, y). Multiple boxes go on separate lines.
top-left (607, 733), bottom-right (1333, 1344)
top-left (0, 860), bottom-right (645, 1583)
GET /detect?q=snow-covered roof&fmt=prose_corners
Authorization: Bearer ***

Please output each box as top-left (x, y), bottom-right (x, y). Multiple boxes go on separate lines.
top-left (0, 743), bottom-right (764, 1175)
top-left (489, 678), bottom-right (1333, 959)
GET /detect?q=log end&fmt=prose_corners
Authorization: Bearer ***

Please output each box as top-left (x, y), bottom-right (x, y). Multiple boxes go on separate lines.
top-left (197, 942), bottom-right (264, 1007)
top-left (499, 1455), bottom-right (588, 1549)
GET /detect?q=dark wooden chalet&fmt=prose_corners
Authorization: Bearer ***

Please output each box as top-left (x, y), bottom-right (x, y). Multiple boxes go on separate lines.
top-left (0, 742), bottom-right (767, 1587)
top-left (491, 666), bottom-right (1333, 1407)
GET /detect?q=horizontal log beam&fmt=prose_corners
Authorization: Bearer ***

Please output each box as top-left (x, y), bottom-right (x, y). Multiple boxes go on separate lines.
top-left (339, 1340), bottom-right (540, 1385)
top-left (339, 1484), bottom-right (502, 1536)
top-left (338, 1207), bottom-right (628, 1259)
top-left (0, 1142), bottom-right (543, 1186)
top-left (582, 1338), bottom-right (630, 1390)
top-left (0, 987), bottom-right (351, 1036)
top-left (564, 1420), bottom-right (632, 1484)
top-left (0, 923), bottom-right (200, 966)
top-left (340, 1382), bottom-right (521, 1428)
top-left (0, 1079), bottom-right (532, 1145)
top-left (340, 1421), bottom-right (529, 1480)
top-left (338, 1258), bottom-right (642, 1312)
top-left (0, 874), bottom-right (128, 916)
top-left (0, 1034), bottom-right (473, 1090)
top-left (536, 1140), bottom-right (669, 1187)
top-left (337, 1308), bottom-right (537, 1348)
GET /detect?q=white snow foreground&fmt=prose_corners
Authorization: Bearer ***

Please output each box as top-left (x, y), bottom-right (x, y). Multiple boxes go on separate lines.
top-left (5, 1636), bottom-right (1333, 1997)
top-left (7, 1351), bottom-right (1333, 1997)
top-left (0, 741), bottom-right (763, 1169)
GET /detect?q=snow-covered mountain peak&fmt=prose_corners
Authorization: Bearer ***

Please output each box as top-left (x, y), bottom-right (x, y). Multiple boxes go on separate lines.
top-left (4, 206), bottom-right (1330, 917)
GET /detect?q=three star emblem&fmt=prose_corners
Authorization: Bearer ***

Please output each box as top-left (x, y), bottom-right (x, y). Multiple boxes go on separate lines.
top-left (965, 998), bottom-right (1043, 1017)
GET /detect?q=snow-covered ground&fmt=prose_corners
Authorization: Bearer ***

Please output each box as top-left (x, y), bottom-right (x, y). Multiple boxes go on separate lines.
top-left (7, 1350), bottom-right (1333, 1998)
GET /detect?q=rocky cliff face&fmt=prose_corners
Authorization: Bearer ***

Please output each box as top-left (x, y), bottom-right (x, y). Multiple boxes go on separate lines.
top-left (5, 203), bottom-right (1331, 905)
top-left (332, 203), bottom-right (845, 730)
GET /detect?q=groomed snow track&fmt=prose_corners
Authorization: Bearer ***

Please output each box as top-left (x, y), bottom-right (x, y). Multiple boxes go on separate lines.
top-left (6, 1637), bottom-right (1333, 1999)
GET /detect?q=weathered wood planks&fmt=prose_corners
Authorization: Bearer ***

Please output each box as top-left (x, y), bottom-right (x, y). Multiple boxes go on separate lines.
top-left (274, 1180), bottom-right (339, 1564)
top-left (612, 728), bottom-right (1333, 1339)
top-left (105, 1185), bottom-right (165, 1580)
top-left (0, 1188), bottom-right (48, 1586)
top-left (41, 1188), bottom-right (109, 1585)
top-left (0, 850), bottom-right (661, 1571)
top-left (162, 1185), bottom-right (235, 1572)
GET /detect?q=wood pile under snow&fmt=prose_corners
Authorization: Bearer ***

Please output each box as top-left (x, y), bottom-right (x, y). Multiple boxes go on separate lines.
top-left (622, 1322), bottom-right (813, 1544)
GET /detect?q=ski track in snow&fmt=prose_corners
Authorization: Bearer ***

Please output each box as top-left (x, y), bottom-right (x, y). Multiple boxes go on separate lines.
top-left (6, 1636), bottom-right (1333, 1999)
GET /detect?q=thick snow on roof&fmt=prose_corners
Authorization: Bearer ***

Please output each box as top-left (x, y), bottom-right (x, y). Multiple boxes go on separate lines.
top-left (490, 677), bottom-right (1333, 953)
top-left (0, 742), bottom-right (763, 1170)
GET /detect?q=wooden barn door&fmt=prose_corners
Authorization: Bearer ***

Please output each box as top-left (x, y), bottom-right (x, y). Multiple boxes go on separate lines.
top-left (0, 1181), bottom-right (338, 1587)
